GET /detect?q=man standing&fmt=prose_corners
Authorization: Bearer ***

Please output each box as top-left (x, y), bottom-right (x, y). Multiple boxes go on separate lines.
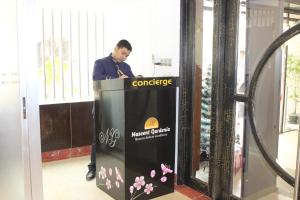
top-left (86, 39), bottom-right (134, 181)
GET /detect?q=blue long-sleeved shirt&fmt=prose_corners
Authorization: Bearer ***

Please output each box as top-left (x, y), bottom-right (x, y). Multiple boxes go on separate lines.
top-left (92, 54), bottom-right (134, 81)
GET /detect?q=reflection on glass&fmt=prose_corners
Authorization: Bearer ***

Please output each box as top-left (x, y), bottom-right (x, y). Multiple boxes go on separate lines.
top-left (281, 52), bottom-right (300, 133)
top-left (198, 64), bottom-right (212, 181)
top-left (191, 0), bottom-right (213, 183)
top-left (232, 102), bottom-right (244, 197)
top-left (233, 2), bottom-right (247, 197)
top-left (234, 0), bottom-right (300, 199)
top-left (236, 1), bottom-right (246, 95)
top-left (248, 54), bottom-right (295, 200)
top-left (280, 15), bottom-right (300, 133)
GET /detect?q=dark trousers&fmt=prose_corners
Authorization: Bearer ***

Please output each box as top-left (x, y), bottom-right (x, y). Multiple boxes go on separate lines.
top-left (88, 102), bottom-right (96, 171)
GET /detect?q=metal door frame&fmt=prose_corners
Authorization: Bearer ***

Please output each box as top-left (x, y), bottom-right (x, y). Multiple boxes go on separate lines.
top-left (178, 0), bottom-right (240, 199)
top-left (178, 0), bottom-right (300, 199)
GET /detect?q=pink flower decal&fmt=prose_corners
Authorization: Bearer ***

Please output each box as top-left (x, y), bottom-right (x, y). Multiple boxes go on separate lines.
top-left (150, 170), bottom-right (156, 178)
top-left (128, 163), bottom-right (172, 199)
top-left (129, 186), bottom-right (134, 194)
top-left (160, 176), bottom-right (167, 182)
top-left (97, 166), bottom-right (125, 191)
top-left (161, 163), bottom-right (173, 175)
top-left (133, 176), bottom-right (145, 190)
top-left (106, 178), bottom-right (111, 190)
top-left (99, 166), bottom-right (106, 179)
top-left (115, 181), bottom-right (120, 188)
top-left (144, 183), bottom-right (154, 195)
top-left (115, 167), bottom-right (124, 183)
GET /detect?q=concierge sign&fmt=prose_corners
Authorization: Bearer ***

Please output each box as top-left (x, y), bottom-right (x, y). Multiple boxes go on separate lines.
top-left (94, 77), bottom-right (177, 200)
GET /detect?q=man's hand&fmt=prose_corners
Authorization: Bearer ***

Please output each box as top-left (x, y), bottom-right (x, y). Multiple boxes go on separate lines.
top-left (118, 74), bottom-right (128, 79)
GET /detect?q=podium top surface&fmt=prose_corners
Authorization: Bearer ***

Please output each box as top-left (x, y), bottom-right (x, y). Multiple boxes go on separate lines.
top-left (93, 76), bottom-right (178, 91)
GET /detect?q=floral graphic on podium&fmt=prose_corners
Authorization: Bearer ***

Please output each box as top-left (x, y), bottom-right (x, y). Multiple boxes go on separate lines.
top-left (129, 163), bottom-right (173, 200)
top-left (97, 163), bottom-right (173, 199)
top-left (98, 166), bottom-right (124, 190)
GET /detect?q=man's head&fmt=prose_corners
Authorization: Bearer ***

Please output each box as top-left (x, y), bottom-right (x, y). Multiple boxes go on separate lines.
top-left (112, 39), bottom-right (132, 63)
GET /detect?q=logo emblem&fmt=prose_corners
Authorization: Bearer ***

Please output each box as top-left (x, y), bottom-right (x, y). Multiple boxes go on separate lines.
top-left (98, 128), bottom-right (120, 148)
top-left (144, 117), bottom-right (159, 129)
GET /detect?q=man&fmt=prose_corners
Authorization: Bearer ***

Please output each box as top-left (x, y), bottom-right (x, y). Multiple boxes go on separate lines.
top-left (86, 39), bottom-right (134, 181)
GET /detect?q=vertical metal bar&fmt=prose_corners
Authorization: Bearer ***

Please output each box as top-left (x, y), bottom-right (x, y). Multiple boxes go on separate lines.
top-left (86, 12), bottom-right (90, 97)
top-left (51, 9), bottom-right (56, 99)
top-left (70, 10), bottom-right (73, 98)
top-left (95, 12), bottom-right (97, 61)
top-left (177, 0), bottom-right (195, 185)
top-left (102, 13), bottom-right (105, 57)
top-left (60, 9), bottom-right (64, 99)
top-left (281, 46), bottom-right (289, 132)
top-left (69, 103), bottom-right (73, 149)
top-left (294, 119), bottom-right (300, 200)
top-left (42, 8), bottom-right (47, 100)
top-left (78, 11), bottom-right (81, 98)
top-left (209, 0), bottom-right (226, 196)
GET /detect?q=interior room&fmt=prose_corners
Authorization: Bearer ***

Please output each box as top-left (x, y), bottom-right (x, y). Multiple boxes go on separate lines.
top-left (1, 0), bottom-right (300, 200)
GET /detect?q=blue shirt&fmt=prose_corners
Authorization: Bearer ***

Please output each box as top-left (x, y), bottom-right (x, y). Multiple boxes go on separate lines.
top-left (92, 54), bottom-right (134, 81)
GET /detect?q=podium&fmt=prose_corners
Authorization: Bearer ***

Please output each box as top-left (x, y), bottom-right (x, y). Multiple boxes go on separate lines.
top-left (94, 77), bottom-right (177, 200)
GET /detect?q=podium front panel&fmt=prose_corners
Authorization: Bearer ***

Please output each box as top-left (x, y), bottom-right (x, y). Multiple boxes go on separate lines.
top-left (95, 77), bottom-right (177, 200)
top-left (124, 86), bottom-right (176, 200)
top-left (95, 89), bottom-right (125, 200)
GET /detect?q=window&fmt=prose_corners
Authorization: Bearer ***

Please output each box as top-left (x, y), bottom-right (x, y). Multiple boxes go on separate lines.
top-left (38, 8), bottom-right (104, 103)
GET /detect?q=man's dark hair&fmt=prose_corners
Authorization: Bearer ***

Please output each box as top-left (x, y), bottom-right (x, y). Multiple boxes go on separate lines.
top-left (116, 39), bottom-right (132, 51)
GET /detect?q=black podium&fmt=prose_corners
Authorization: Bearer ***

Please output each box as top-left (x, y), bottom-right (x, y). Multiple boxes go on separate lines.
top-left (94, 77), bottom-right (177, 200)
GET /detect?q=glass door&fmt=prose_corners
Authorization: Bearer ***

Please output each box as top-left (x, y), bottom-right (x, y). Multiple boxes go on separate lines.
top-left (233, 0), bottom-right (300, 199)
top-left (280, 7), bottom-right (300, 133)
top-left (179, 0), bottom-right (300, 199)
top-left (191, 0), bottom-right (214, 184)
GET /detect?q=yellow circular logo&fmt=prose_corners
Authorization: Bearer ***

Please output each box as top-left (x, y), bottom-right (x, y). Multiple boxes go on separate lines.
top-left (144, 117), bottom-right (159, 129)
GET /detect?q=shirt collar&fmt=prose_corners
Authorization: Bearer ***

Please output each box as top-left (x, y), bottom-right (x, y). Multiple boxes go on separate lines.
top-left (109, 53), bottom-right (120, 64)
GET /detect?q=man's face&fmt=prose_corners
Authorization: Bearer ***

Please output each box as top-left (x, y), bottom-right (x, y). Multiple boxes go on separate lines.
top-left (113, 47), bottom-right (131, 63)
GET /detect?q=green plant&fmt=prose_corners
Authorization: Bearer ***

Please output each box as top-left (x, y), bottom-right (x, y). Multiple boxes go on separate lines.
top-left (286, 55), bottom-right (300, 114)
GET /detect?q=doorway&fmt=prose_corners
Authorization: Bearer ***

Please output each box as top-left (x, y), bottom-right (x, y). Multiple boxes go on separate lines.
top-left (178, 0), bottom-right (300, 199)
top-left (37, 0), bottom-right (181, 200)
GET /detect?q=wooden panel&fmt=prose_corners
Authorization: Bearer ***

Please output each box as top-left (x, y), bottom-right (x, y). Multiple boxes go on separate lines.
top-left (41, 146), bottom-right (91, 162)
top-left (40, 103), bottom-right (71, 152)
top-left (70, 101), bottom-right (93, 147)
top-left (192, 65), bottom-right (202, 173)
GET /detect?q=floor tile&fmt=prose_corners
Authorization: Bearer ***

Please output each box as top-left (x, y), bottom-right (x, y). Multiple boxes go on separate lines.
top-left (43, 156), bottom-right (208, 200)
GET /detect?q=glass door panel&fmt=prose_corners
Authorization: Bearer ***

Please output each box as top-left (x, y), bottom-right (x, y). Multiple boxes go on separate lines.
top-left (234, 0), bottom-right (300, 199)
top-left (281, 18), bottom-right (300, 133)
top-left (245, 55), bottom-right (295, 199)
top-left (191, 0), bottom-right (214, 183)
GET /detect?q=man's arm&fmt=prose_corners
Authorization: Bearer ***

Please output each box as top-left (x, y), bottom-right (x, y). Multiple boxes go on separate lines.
top-left (92, 60), bottom-right (108, 80)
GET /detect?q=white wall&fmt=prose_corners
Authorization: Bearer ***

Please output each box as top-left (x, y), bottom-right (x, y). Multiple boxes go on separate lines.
top-left (40, 0), bottom-right (180, 77)
top-left (0, 1), bottom-right (25, 199)
top-left (18, 0), bottom-right (43, 199)
top-left (103, 0), bottom-right (180, 77)
top-left (0, 0), bottom-right (46, 199)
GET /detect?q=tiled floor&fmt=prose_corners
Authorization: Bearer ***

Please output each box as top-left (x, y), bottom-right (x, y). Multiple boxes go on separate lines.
top-left (43, 129), bottom-right (298, 200)
top-left (42, 156), bottom-right (210, 200)
top-left (231, 131), bottom-right (297, 200)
